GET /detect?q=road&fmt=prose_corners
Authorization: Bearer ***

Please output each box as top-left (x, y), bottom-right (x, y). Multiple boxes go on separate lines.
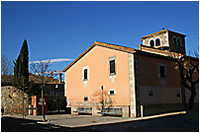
top-left (1, 116), bottom-right (80, 132)
top-left (1, 114), bottom-right (199, 132)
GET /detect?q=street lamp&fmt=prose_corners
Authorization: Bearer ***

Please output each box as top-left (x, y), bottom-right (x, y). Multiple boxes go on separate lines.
top-left (55, 84), bottom-right (59, 113)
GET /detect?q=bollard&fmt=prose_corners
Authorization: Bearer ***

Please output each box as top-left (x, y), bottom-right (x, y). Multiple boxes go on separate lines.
top-left (140, 105), bottom-right (143, 117)
top-left (28, 105), bottom-right (32, 115)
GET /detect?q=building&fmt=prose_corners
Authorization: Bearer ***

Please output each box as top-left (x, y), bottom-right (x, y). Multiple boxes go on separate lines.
top-left (1, 75), bottom-right (65, 114)
top-left (1, 74), bottom-right (64, 97)
top-left (63, 29), bottom-right (199, 117)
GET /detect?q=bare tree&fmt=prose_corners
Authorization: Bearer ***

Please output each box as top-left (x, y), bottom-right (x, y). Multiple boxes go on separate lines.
top-left (30, 60), bottom-right (57, 121)
top-left (1, 55), bottom-right (13, 75)
top-left (172, 50), bottom-right (199, 109)
top-left (92, 87), bottom-right (113, 112)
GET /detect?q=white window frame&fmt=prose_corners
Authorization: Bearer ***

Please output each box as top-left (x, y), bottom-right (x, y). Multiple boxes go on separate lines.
top-left (82, 66), bottom-right (89, 81)
top-left (108, 88), bottom-right (116, 96)
top-left (108, 56), bottom-right (116, 75)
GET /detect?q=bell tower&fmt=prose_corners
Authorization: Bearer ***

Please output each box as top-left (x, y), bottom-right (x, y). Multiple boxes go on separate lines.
top-left (141, 28), bottom-right (186, 54)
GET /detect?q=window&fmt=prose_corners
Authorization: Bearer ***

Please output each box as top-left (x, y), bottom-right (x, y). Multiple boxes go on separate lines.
top-left (150, 40), bottom-right (154, 47)
top-left (173, 38), bottom-right (177, 46)
top-left (160, 65), bottom-right (166, 77)
top-left (177, 91), bottom-right (180, 97)
top-left (82, 66), bottom-right (89, 81)
top-left (110, 90), bottom-right (115, 96)
top-left (84, 69), bottom-right (88, 80)
top-left (84, 96), bottom-right (88, 101)
top-left (108, 89), bottom-right (116, 96)
top-left (109, 60), bottom-right (116, 74)
top-left (177, 39), bottom-right (181, 47)
top-left (156, 38), bottom-right (161, 46)
top-left (149, 91), bottom-right (153, 97)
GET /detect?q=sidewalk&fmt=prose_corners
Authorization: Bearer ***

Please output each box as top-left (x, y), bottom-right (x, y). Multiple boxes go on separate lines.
top-left (4, 111), bottom-right (187, 128)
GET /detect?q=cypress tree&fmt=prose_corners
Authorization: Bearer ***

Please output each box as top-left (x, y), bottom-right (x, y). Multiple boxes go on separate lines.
top-left (13, 39), bottom-right (29, 90)
top-left (21, 39), bottom-right (29, 87)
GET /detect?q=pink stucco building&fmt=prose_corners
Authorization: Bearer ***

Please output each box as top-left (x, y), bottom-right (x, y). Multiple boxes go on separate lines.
top-left (63, 29), bottom-right (199, 117)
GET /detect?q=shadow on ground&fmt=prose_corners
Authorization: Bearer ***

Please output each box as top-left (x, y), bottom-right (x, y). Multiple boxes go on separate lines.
top-left (1, 114), bottom-right (199, 132)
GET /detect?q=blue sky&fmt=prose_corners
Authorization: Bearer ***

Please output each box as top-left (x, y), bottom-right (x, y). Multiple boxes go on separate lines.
top-left (1, 1), bottom-right (199, 72)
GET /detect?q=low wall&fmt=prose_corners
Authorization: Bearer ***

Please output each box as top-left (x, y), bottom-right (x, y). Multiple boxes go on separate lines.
top-left (70, 105), bottom-right (130, 117)
top-left (1, 86), bottom-right (29, 115)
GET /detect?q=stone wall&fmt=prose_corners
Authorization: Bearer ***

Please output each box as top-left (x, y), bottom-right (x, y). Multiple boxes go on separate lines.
top-left (142, 32), bottom-right (168, 47)
top-left (1, 86), bottom-right (29, 115)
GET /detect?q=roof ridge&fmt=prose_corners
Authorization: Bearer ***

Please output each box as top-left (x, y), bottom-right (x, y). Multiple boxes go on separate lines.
top-left (94, 40), bottom-right (135, 50)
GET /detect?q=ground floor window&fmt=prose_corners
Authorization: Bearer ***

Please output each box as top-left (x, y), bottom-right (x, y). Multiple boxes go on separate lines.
top-left (84, 96), bottom-right (88, 101)
top-left (108, 89), bottom-right (116, 96)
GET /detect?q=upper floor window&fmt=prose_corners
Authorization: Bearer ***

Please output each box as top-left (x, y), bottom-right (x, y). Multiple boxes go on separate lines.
top-left (109, 56), bottom-right (116, 75)
top-left (156, 38), bottom-right (161, 46)
top-left (159, 65), bottom-right (166, 77)
top-left (173, 38), bottom-right (177, 46)
top-left (82, 66), bottom-right (89, 81)
top-left (150, 40), bottom-right (154, 47)
top-left (177, 39), bottom-right (181, 47)
top-left (84, 69), bottom-right (88, 80)
top-left (110, 60), bottom-right (115, 74)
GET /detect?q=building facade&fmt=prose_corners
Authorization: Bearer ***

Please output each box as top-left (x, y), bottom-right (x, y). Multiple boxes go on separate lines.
top-left (63, 29), bottom-right (199, 117)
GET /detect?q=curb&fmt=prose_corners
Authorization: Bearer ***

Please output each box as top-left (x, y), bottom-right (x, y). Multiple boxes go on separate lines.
top-left (2, 111), bottom-right (186, 128)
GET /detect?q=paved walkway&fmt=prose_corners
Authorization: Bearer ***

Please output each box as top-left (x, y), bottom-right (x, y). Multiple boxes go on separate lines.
top-left (4, 111), bottom-right (188, 128)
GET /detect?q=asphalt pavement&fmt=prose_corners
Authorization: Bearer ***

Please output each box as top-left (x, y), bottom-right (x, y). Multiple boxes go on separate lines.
top-left (1, 116), bottom-right (80, 132)
top-left (1, 111), bottom-right (199, 132)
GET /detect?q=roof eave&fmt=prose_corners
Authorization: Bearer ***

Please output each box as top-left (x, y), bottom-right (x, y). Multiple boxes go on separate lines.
top-left (62, 42), bottom-right (96, 72)
top-left (62, 41), bottom-right (136, 72)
